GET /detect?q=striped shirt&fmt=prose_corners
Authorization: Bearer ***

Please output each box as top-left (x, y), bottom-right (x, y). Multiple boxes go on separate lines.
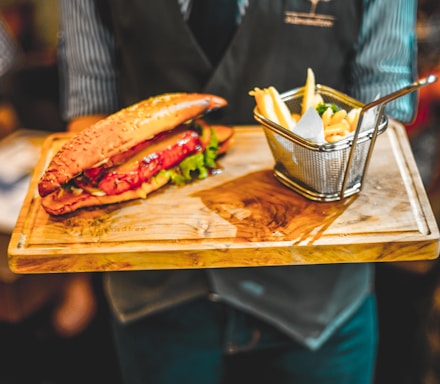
top-left (0, 17), bottom-right (19, 80)
top-left (58, 0), bottom-right (417, 122)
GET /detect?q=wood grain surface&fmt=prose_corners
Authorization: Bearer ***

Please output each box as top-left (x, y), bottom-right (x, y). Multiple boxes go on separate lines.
top-left (8, 123), bottom-right (440, 274)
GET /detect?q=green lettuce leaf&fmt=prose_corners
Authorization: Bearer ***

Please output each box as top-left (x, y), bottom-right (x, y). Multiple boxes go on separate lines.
top-left (162, 126), bottom-right (220, 185)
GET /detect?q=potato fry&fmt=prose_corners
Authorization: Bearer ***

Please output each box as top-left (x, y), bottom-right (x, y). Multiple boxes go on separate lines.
top-left (291, 113), bottom-right (301, 122)
top-left (325, 121), bottom-right (349, 136)
top-left (340, 118), bottom-right (351, 132)
top-left (261, 91), bottom-right (279, 123)
top-left (345, 107), bottom-right (361, 132)
top-left (250, 88), bottom-right (278, 123)
top-left (312, 93), bottom-right (324, 107)
top-left (321, 107), bottom-right (334, 127)
top-left (267, 86), bottom-right (296, 130)
top-left (302, 67), bottom-right (316, 115)
top-left (326, 134), bottom-right (345, 143)
top-left (250, 86), bottom-right (296, 130)
top-left (328, 109), bottom-right (347, 125)
top-left (250, 68), bottom-right (362, 143)
top-left (324, 119), bottom-right (352, 143)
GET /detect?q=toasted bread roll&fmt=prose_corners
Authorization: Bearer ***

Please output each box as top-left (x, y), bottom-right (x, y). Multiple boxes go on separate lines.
top-left (38, 93), bottom-right (227, 197)
top-left (40, 124), bottom-right (234, 216)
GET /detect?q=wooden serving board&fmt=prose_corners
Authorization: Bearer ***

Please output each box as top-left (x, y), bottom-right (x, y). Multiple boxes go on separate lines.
top-left (8, 123), bottom-right (439, 274)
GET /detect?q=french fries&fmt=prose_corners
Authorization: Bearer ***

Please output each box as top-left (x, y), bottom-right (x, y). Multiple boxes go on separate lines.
top-left (249, 86), bottom-right (296, 131)
top-left (320, 104), bottom-right (360, 143)
top-left (250, 68), bottom-right (361, 143)
top-left (302, 67), bottom-right (323, 115)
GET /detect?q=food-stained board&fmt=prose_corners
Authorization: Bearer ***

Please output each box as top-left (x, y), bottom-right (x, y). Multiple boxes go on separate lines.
top-left (8, 123), bottom-right (439, 273)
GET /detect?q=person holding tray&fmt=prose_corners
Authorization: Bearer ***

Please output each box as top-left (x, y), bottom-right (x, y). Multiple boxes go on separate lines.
top-left (58, 1), bottom-right (418, 383)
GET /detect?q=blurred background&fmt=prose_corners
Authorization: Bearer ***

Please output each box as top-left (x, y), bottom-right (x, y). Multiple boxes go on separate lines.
top-left (0, 3), bottom-right (123, 384)
top-left (0, 0), bottom-right (63, 138)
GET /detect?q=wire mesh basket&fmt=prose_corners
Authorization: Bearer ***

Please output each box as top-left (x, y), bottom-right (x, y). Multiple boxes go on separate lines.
top-left (254, 76), bottom-right (437, 201)
top-left (253, 84), bottom-right (387, 202)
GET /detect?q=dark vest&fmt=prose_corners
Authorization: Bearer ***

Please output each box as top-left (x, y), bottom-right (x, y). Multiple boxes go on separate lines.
top-left (101, 1), bottom-right (372, 348)
top-left (100, 0), bottom-right (363, 124)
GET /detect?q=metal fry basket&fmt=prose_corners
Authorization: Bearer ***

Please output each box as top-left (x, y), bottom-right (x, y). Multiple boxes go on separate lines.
top-left (254, 85), bottom-right (386, 201)
top-left (254, 75), bottom-right (438, 202)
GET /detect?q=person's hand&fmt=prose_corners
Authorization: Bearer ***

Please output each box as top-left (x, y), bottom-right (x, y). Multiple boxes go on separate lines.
top-left (51, 273), bottom-right (97, 338)
top-left (68, 115), bottom-right (106, 132)
top-left (0, 102), bottom-right (18, 139)
top-left (49, 115), bottom-right (104, 336)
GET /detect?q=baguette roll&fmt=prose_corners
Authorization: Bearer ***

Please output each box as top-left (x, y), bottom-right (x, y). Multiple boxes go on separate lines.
top-left (38, 93), bottom-right (233, 216)
top-left (39, 93), bottom-right (227, 197)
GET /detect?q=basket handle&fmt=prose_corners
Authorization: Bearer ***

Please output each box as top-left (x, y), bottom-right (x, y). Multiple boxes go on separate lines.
top-left (340, 74), bottom-right (438, 198)
top-left (360, 74), bottom-right (438, 114)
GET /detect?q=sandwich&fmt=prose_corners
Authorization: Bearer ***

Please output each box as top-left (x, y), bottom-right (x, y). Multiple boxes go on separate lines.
top-left (38, 92), bottom-right (234, 216)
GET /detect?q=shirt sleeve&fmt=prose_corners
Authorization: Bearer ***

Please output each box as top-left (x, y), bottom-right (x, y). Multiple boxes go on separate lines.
top-left (59, 0), bottom-right (120, 120)
top-left (0, 17), bottom-right (19, 79)
top-left (349, 0), bottom-right (418, 123)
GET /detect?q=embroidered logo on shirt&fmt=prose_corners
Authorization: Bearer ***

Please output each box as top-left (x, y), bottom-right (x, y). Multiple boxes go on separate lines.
top-left (285, 0), bottom-right (335, 28)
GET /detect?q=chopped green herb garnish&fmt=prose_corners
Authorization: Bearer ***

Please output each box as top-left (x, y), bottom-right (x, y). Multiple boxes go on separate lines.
top-left (315, 102), bottom-right (339, 116)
